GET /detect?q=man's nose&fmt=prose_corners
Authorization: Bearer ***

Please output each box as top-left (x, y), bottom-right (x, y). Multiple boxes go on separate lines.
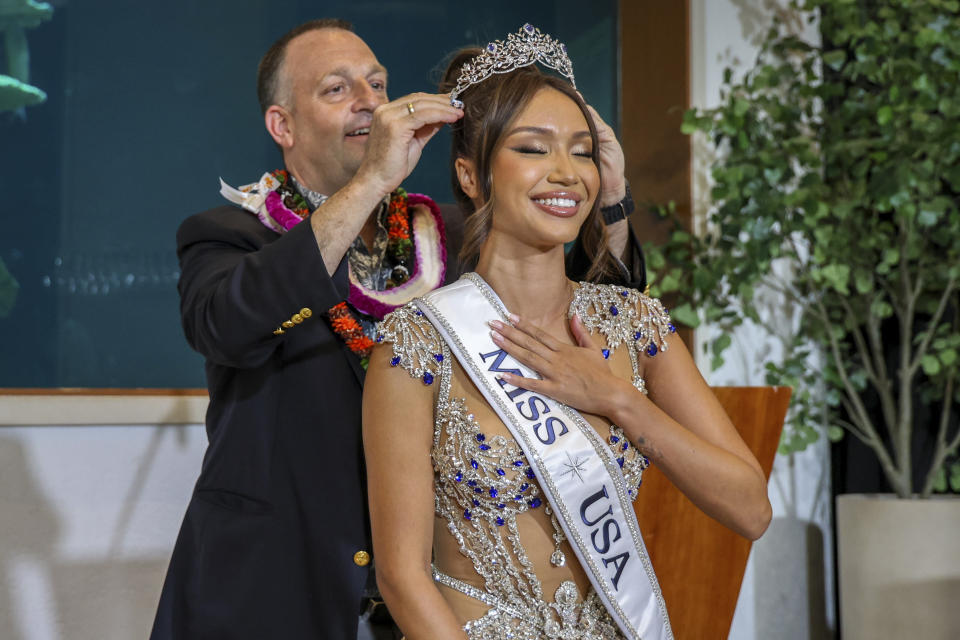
top-left (352, 81), bottom-right (384, 111)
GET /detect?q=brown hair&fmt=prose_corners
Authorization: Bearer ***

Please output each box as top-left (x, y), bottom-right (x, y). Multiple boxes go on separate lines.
top-left (439, 48), bottom-right (619, 283)
top-left (257, 18), bottom-right (354, 114)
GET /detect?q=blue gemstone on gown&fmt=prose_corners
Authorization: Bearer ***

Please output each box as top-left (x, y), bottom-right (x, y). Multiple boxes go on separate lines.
top-left (467, 480), bottom-right (477, 487)
top-left (454, 471), bottom-right (463, 482)
top-left (610, 435), bottom-right (620, 444)
top-left (434, 353), bottom-right (444, 363)
top-left (622, 442), bottom-right (629, 451)
top-left (524, 23), bottom-right (535, 33)
top-left (513, 460), bottom-right (524, 466)
top-left (423, 372), bottom-right (434, 385)
top-left (489, 488), bottom-right (498, 498)
top-left (634, 331), bottom-right (642, 340)
top-left (669, 323), bottom-right (677, 333)
top-left (476, 433), bottom-right (485, 442)
top-left (474, 488), bottom-right (482, 494)
top-left (473, 498), bottom-right (480, 506)
top-left (376, 334), bottom-right (383, 343)
top-left (617, 456), bottom-right (625, 468)
top-left (610, 305), bottom-right (619, 316)
top-left (602, 349), bottom-right (611, 359)
top-left (497, 503), bottom-right (505, 509)
top-left (526, 468), bottom-right (536, 480)
top-left (496, 517), bottom-right (505, 526)
top-left (390, 356), bottom-right (401, 366)
top-left (415, 310), bottom-right (423, 316)
top-left (479, 444), bottom-right (490, 451)
top-left (471, 459), bottom-right (478, 469)
top-left (528, 498), bottom-right (542, 508)
top-left (520, 483), bottom-right (529, 492)
top-left (496, 468), bottom-right (505, 476)
top-left (646, 343), bottom-right (658, 357)
top-left (464, 509), bottom-right (471, 520)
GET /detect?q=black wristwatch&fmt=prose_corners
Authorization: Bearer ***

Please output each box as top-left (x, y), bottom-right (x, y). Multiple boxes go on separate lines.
top-left (600, 181), bottom-right (635, 225)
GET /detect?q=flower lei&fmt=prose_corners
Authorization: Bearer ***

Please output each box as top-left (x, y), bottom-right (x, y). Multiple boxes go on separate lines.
top-left (327, 189), bottom-right (414, 367)
top-left (264, 169), bottom-right (311, 231)
top-left (220, 170), bottom-right (435, 370)
top-left (328, 302), bottom-right (377, 368)
top-left (385, 188), bottom-right (413, 287)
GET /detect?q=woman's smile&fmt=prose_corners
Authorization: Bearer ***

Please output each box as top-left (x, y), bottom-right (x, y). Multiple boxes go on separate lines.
top-left (530, 190), bottom-right (583, 218)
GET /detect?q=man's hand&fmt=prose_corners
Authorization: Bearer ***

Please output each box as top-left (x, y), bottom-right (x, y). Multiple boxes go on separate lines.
top-left (355, 93), bottom-right (463, 197)
top-left (584, 104), bottom-right (627, 207)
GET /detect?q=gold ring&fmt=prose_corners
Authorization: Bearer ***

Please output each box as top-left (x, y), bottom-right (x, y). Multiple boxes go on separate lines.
top-left (406, 102), bottom-right (416, 115)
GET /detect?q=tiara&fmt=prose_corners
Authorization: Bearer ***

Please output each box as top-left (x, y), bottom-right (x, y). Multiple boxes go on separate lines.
top-left (449, 23), bottom-right (576, 108)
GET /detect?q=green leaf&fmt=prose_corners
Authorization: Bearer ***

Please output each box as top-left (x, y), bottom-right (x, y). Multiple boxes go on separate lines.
top-left (877, 105), bottom-right (893, 125)
top-left (712, 333), bottom-right (733, 356)
top-left (827, 425), bottom-right (845, 442)
top-left (821, 264), bottom-right (851, 294)
top-left (670, 303), bottom-right (699, 328)
top-left (918, 207), bottom-right (940, 227)
top-left (644, 245), bottom-right (666, 270)
top-left (823, 49), bottom-right (847, 71)
top-left (932, 466), bottom-right (948, 492)
top-left (854, 270), bottom-right (873, 294)
top-left (921, 354), bottom-right (942, 376)
top-left (940, 349), bottom-right (958, 367)
top-left (949, 462), bottom-right (960, 493)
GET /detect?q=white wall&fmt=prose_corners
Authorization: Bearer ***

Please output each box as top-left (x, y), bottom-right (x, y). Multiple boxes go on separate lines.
top-left (689, 1), bottom-right (835, 638)
top-left (0, 421), bottom-right (206, 640)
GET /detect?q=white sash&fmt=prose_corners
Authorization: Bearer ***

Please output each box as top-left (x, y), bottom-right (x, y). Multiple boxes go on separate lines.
top-left (416, 274), bottom-right (672, 640)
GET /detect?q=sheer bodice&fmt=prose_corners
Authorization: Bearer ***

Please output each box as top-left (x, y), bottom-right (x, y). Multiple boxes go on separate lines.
top-left (377, 280), bottom-right (674, 639)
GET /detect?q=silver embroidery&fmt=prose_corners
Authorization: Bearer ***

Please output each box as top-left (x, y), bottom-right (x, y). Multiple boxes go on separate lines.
top-left (570, 282), bottom-right (674, 393)
top-left (376, 279), bottom-right (674, 639)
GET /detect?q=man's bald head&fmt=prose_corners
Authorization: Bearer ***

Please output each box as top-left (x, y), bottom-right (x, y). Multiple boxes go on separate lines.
top-left (257, 18), bottom-right (355, 114)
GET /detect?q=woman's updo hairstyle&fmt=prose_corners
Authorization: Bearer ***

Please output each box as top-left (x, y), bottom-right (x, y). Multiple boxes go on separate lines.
top-left (439, 48), bottom-right (621, 283)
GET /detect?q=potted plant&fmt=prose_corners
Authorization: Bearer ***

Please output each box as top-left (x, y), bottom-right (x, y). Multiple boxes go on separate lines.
top-left (643, 0), bottom-right (960, 636)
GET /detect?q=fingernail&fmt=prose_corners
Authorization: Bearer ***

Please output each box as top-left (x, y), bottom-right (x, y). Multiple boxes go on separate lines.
top-left (488, 319), bottom-right (502, 329)
top-left (490, 330), bottom-right (503, 342)
top-left (508, 313), bottom-right (519, 323)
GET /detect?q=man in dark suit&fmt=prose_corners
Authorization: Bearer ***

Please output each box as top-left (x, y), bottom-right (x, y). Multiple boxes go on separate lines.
top-left (152, 18), bottom-right (644, 640)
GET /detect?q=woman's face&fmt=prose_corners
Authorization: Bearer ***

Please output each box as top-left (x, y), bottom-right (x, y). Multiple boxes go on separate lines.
top-left (486, 87), bottom-right (600, 250)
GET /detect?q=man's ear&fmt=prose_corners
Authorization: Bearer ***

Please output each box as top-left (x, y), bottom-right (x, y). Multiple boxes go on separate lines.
top-left (455, 156), bottom-right (480, 200)
top-left (265, 105), bottom-right (294, 149)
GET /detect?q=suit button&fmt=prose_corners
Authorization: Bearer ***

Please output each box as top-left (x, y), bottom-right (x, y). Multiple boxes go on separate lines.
top-left (291, 313), bottom-right (304, 324)
top-left (282, 320), bottom-right (295, 329)
top-left (273, 328), bottom-right (284, 335)
top-left (353, 550), bottom-right (371, 567)
top-left (300, 307), bottom-right (313, 318)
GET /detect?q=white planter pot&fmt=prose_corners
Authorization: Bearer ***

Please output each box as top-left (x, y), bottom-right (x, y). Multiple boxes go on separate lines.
top-left (836, 493), bottom-right (960, 639)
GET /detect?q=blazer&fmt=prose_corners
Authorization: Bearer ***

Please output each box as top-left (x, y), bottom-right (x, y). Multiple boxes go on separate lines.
top-left (151, 200), bottom-right (464, 640)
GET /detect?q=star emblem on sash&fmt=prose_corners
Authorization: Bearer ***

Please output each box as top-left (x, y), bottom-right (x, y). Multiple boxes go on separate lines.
top-left (560, 451), bottom-right (589, 484)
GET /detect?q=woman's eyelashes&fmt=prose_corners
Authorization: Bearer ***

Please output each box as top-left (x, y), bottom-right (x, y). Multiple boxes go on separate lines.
top-left (512, 145), bottom-right (547, 155)
top-left (510, 145), bottom-right (594, 157)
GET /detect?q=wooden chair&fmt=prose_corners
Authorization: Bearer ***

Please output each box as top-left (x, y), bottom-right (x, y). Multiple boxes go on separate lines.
top-left (634, 386), bottom-right (791, 639)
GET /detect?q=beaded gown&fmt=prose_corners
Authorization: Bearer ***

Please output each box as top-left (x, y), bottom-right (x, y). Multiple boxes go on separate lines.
top-left (377, 279), bottom-right (674, 640)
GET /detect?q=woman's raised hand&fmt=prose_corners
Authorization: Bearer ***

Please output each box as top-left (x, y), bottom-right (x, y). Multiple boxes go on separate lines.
top-left (489, 313), bottom-right (636, 416)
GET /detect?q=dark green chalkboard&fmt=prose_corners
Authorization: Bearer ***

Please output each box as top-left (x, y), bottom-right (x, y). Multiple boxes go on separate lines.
top-left (0, 0), bottom-right (618, 387)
